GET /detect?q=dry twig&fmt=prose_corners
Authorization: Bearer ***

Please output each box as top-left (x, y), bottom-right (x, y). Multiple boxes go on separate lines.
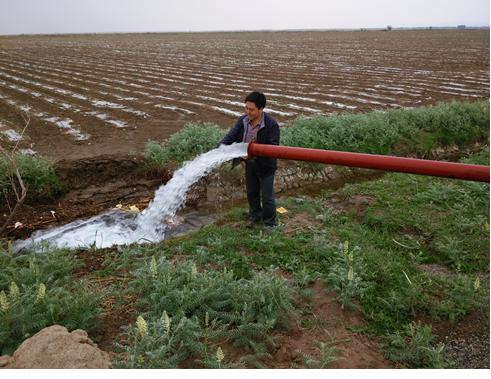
top-left (0, 114), bottom-right (30, 235)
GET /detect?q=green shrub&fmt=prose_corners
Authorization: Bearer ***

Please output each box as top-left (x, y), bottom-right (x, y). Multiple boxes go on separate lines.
top-left (114, 314), bottom-right (210, 369)
top-left (0, 153), bottom-right (63, 201)
top-left (301, 341), bottom-right (340, 369)
top-left (145, 122), bottom-right (226, 169)
top-left (0, 280), bottom-right (103, 355)
top-left (0, 245), bottom-right (77, 289)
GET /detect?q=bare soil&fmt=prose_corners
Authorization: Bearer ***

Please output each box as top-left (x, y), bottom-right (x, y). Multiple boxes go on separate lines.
top-left (269, 280), bottom-right (392, 368)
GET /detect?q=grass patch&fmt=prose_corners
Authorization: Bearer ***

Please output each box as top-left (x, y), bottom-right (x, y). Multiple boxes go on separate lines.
top-left (2, 142), bottom-right (488, 367)
top-left (132, 147), bottom-right (488, 366)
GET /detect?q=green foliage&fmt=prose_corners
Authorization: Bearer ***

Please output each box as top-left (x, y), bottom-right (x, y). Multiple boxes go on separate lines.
top-left (0, 281), bottom-right (103, 355)
top-left (325, 241), bottom-right (371, 309)
top-left (144, 140), bottom-right (169, 171)
top-left (0, 246), bottom-right (103, 355)
top-left (428, 274), bottom-right (487, 323)
top-left (144, 122), bottom-right (226, 169)
top-left (0, 153), bottom-right (63, 201)
top-left (317, 148), bottom-right (489, 340)
top-left (281, 100), bottom-right (489, 155)
top-left (114, 314), bottom-right (209, 369)
top-left (382, 322), bottom-right (450, 368)
top-left (342, 148), bottom-right (489, 273)
top-left (0, 245), bottom-right (77, 288)
top-left (114, 149), bottom-right (489, 367)
top-left (144, 100), bottom-right (488, 173)
top-left (117, 258), bottom-right (297, 368)
top-left (462, 146), bottom-right (489, 165)
top-left (301, 341), bottom-right (340, 368)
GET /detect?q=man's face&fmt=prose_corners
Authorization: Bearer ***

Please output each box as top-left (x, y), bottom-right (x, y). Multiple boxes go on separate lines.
top-left (245, 101), bottom-right (262, 122)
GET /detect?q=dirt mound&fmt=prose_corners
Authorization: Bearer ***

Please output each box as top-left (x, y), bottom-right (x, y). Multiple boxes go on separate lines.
top-left (0, 325), bottom-right (111, 369)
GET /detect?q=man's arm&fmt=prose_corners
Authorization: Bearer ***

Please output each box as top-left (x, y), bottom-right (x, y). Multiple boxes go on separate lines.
top-left (219, 118), bottom-right (243, 146)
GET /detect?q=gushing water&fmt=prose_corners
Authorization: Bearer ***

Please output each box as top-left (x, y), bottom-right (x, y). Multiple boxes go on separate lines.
top-left (14, 143), bottom-right (248, 252)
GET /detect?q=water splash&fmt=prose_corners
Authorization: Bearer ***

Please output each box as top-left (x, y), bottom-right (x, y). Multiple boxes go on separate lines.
top-left (14, 143), bottom-right (248, 252)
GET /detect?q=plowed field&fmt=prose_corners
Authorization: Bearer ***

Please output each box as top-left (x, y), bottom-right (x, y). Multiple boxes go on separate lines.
top-left (0, 29), bottom-right (489, 161)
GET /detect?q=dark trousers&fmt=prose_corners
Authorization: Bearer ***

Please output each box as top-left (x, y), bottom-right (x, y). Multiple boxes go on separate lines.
top-left (245, 160), bottom-right (276, 226)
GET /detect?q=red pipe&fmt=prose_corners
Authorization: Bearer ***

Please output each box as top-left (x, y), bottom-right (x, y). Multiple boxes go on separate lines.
top-left (247, 142), bottom-right (490, 183)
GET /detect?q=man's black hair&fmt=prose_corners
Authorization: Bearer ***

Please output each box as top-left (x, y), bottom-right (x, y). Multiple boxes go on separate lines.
top-left (245, 91), bottom-right (266, 109)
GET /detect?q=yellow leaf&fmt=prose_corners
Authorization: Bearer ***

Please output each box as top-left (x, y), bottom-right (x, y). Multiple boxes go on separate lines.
top-left (129, 205), bottom-right (140, 212)
top-left (276, 207), bottom-right (288, 214)
top-left (115, 203), bottom-right (123, 209)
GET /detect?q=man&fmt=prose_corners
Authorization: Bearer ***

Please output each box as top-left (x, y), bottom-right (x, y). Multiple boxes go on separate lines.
top-left (219, 91), bottom-right (280, 229)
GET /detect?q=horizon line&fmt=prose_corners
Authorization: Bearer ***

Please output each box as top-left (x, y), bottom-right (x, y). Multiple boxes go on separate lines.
top-left (1, 25), bottom-right (489, 37)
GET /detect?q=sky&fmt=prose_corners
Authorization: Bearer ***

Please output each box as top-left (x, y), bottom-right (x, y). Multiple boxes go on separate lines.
top-left (0, 0), bottom-right (489, 35)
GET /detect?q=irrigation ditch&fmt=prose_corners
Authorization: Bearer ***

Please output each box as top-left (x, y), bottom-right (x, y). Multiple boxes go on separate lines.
top-left (1, 140), bottom-right (486, 241)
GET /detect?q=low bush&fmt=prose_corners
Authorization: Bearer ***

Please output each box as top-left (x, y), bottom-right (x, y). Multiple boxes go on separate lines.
top-left (282, 99), bottom-right (489, 155)
top-left (0, 153), bottom-right (63, 202)
top-left (145, 122), bottom-right (226, 169)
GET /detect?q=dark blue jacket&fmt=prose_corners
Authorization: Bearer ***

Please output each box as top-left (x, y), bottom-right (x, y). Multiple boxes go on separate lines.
top-left (219, 112), bottom-right (280, 176)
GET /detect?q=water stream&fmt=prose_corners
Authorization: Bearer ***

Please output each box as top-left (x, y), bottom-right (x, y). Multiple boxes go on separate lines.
top-left (14, 143), bottom-right (248, 252)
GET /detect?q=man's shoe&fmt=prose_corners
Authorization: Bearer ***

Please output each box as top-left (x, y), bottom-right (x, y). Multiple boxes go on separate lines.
top-left (245, 219), bottom-right (261, 229)
top-left (263, 225), bottom-right (277, 233)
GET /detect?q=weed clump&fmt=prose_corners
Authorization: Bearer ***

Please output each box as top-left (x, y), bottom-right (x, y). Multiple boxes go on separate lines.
top-left (382, 322), bottom-right (450, 368)
top-left (325, 241), bottom-right (371, 309)
top-left (0, 245), bottom-right (103, 355)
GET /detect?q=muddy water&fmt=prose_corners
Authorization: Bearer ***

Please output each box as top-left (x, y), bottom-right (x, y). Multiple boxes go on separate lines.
top-left (14, 143), bottom-right (248, 252)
